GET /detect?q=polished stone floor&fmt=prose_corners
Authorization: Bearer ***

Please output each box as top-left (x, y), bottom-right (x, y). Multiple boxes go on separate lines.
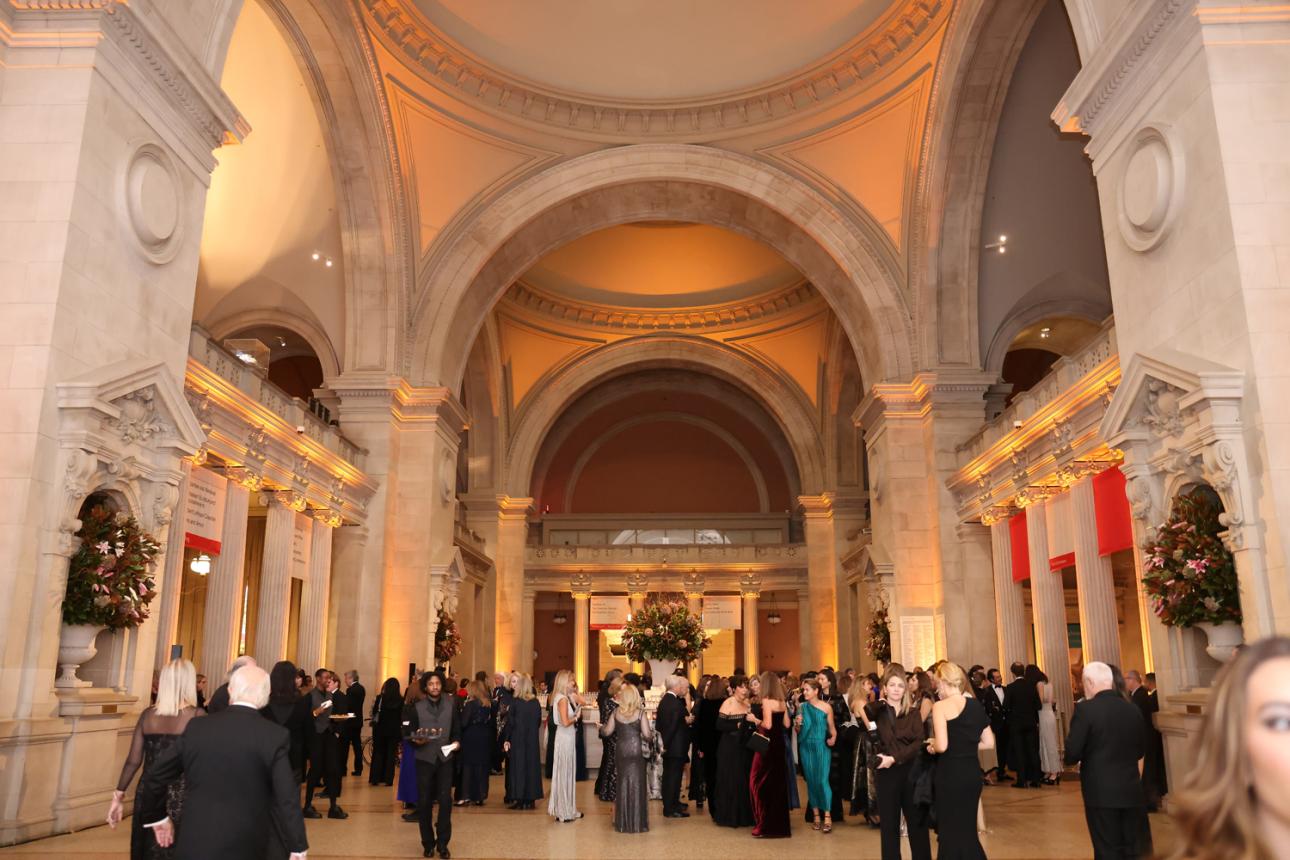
top-left (0, 772), bottom-right (1178, 858)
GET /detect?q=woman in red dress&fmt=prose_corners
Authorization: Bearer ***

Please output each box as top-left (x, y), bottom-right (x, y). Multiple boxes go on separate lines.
top-left (749, 671), bottom-right (792, 838)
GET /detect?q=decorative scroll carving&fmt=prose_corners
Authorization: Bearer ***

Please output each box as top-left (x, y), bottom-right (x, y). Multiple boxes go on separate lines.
top-left (1142, 378), bottom-right (1185, 438)
top-left (682, 569), bottom-right (706, 598)
top-left (569, 572), bottom-right (594, 597)
top-left (113, 387), bottom-right (168, 443)
top-left (738, 571), bottom-right (763, 597)
top-left (626, 570), bottom-right (650, 598)
top-left (226, 466), bottom-right (263, 491)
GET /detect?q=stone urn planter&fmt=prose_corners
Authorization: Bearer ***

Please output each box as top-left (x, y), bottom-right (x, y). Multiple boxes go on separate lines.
top-left (1196, 621), bottom-right (1244, 663)
top-left (646, 655), bottom-right (679, 687)
top-left (56, 623), bottom-right (105, 688)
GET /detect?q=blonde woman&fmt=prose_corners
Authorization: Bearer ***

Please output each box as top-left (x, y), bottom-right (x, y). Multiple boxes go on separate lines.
top-left (1171, 636), bottom-right (1290, 860)
top-left (601, 682), bottom-right (652, 832)
top-left (863, 664), bottom-right (931, 860)
top-left (108, 658), bottom-right (203, 859)
top-left (503, 674), bottom-right (543, 809)
top-left (548, 670), bottom-right (585, 822)
top-left (928, 662), bottom-right (994, 859)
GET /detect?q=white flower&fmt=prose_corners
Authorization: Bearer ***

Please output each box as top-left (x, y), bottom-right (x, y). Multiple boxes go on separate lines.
top-left (95, 541), bottom-right (111, 554)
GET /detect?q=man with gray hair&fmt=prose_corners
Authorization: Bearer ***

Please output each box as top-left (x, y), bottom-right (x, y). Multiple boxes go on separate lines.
top-left (205, 654), bottom-right (256, 714)
top-left (1065, 662), bottom-right (1153, 858)
top-left (655, 674), bottom-right (692, 818)
top-left (140, 664), bottom-right (308, 859)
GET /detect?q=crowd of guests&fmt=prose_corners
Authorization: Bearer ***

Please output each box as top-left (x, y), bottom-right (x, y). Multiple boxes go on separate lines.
top-left (102, 637), bottom-right (1290, 860)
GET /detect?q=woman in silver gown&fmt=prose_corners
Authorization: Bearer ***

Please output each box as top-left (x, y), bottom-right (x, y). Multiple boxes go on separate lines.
top-left (547, 670), bottom-right (584, 822)
top-left (601, 681), bottom-right (651, 833)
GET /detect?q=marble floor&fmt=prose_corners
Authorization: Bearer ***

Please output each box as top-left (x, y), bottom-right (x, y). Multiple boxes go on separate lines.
top-left (0, 773), bottom-right (1178, 859)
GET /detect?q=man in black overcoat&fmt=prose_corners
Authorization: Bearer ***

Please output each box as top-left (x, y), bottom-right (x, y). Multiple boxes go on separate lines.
top-left (1065, 662), bottom-right (1153, 859)
top-left (655, 674), bottom-right (693, 817)
top-left (1004, 661), bottom-right (1041, 788)
top-left (139, 664), bottom-right (308, 860)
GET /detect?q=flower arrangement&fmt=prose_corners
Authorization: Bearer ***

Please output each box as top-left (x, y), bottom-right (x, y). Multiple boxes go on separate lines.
top-left (434, 612), bottom-right (462, 664)
top-left (865, 594), bottom-right (891, 664)
top-left (63, 505), bottom-right (161, 629)
top-left (622, 599), bottom-right (711, 663)
top-left (1142, 487), bottom-right (1242, 628)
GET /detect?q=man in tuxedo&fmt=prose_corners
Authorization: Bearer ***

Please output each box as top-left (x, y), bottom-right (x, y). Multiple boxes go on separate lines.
top-left (343, 671), bottom-right (366, 777)
top-left (405, 671), bottom-right (462, 859)
top-left (656, 674), bottom-right (693, 818)
top-left (1126, 671), bottom-right (1167, 811)
top-left (1004, 661), bottom-right (1041, 788)
top-left (139, 664), bottom-right (307, 860)
top-left (987, 667), bottom-right (1010, 780)
top-left (205, 655), bottom-right (255, 714)
top-left (304, 668), bottom-right (349, 819)
top-left (1066, 662), bottom-right (1153, 859)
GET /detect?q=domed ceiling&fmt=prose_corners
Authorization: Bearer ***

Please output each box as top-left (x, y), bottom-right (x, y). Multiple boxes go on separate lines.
top-left (410, 1), bottom-right (892, 101)
top-left (519, 223), bottom-right (804, 309)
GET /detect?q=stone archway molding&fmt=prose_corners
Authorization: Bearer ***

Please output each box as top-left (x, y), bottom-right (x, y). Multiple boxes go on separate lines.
top-left (411, 144), bottom-right (912, 391)
top-left (207, 308), bottom-right (342, 379)
top-left (982, 295), bottom-right (1108, 375)
top-left (506, 335), bottom-right (828, 498)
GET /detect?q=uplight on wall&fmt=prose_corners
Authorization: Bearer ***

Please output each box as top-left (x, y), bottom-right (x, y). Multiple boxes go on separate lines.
top-left (310, 250), bottom-right (334, 268)
top-left (984, 234), bottom-right (1008, 254)
top-left (189, 554), bottom-right (212, 576)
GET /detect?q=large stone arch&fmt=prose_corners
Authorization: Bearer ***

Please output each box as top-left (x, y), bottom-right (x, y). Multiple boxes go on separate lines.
top-left (505, 335), bottom-right (828, 498)
top-left (908, 0), bottom-right (1046, 369)
top-left (207, 307), bottom-right (342, 379)
top-left (411, 145), bottom-right (913, 392)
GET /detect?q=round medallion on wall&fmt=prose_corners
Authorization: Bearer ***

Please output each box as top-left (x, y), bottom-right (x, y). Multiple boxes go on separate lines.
top-left (122, 142), bottom-right (184, 264)
top-left (1117, 124), bottom-right (1184, 253)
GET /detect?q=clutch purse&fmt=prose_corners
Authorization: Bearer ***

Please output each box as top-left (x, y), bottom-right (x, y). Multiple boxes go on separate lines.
top-left (746, 729), bottom-right (770, 754)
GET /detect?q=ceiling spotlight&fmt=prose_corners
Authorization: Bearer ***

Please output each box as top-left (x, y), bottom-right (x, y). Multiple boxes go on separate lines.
top-left (984, 234), bottom-right (1008, 254)
top-left (276, 336), bottom-right (287, 347)
top-left (311, 251), bottom-right (320, 261)
top-left (324, 258), bottom-right (333, 268)
top-left (1039, 326), bottom-right (1052, 339)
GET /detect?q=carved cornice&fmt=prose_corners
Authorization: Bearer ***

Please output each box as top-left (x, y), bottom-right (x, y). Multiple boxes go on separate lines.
top-left (503, 279), bottom-right (821, 333)
top-left (359, 0), bottom-right (946, 142)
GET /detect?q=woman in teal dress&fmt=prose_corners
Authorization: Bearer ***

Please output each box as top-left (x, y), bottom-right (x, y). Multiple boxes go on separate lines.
top-left (796, 678), bottom-right (838, 833)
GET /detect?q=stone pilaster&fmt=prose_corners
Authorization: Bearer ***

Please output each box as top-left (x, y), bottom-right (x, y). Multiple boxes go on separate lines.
top-left (799, 494), bottom-right (839, 668)
top-left (986, 511), bottom-right (1028, 669)
top-left (298, 509), bottom-right (340, 673)
top-left (740, 573), bottom-right (761, 679)
top-left (684, 570), bottom-right (705, 684)
top-left (1025, 498), bottom-right (1073, 722)
top-left (493, 496), bottom-right (534, 673)
top-left (1070, 476), bottom-right (1121, 666)
top-left (571, 573), bottom-right (592, 693)
top-left (956, 520), bottom-right (999, 668)
top-left (200, 473), bottom-right (253, 679)
top-left (153, 461), bottom-right (192, 669)
top-left (520, 586), bottom-right (536, 675)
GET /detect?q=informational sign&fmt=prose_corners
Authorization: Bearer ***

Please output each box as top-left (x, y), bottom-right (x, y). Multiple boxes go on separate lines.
top-left (1046, 491), bottom-right (1075, 570)
top-left (291, 512), bottom-right (311, 580)
top-left (589, 596), bottom-right (631, 630)
top-left (899, 615), bottom-right (938, 670)
top-left (702, 595), bottom-right (742, 630)
top-left (183, 467), bottom-right (226, 554)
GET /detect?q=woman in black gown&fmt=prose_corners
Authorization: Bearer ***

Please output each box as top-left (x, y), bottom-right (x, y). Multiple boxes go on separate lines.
top-left (698, 676), bottom-right (726, 810)
top-left (367, 677), bottom-right (404, 786)
top-left (260, 661), bottom-right (310, 783)
top-left (711, 675), bottom-right (755, 827)
top-left (457, 680), bottom-right (494, 805)
top-left (929, 662), bottom-right (995, 860)
top-left (107, 659), bottom-right (203, 860)
top-left (502, 673), bottom-right (543, 809)
top-left (749, 671), bottom-right (792, 838)
top-left (819, 669), bottom-right (855, 825)
top-left (595, 671), bottom-right (623, 801)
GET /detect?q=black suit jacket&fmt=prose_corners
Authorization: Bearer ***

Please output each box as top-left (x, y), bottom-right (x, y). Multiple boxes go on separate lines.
top-left (1064, 689), bottom-right (1147, 809)
top-left (656, 692), bottom-right (690, 760)
top-left (206, 682), bottom-right (230, 714)
top-left (139, 705), bottom-right (308, 860)
top-left (1131, 687), bottom-right (1155, 728)
top-left (1004, 678), bottom-right (1039, 728)
top-left (345, 683), bottom-right (366, 730)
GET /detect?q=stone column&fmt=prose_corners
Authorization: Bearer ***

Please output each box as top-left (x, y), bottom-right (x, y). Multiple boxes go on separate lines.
top-left (153, 461), bottom-right (192, 669)
top-left (200, 472), bottom-right (253, 679)
top-left (799, 494), bottom-right (839, 668)
top-left (797, 584), bottom-right (814, 674)
top-left (255, 491), bottom-right (304, 667)
top-left (520, 586), bottom-right (536, 675)
top-left (571, 574), bottom-right (593, 693)
top-left (740, 573), bottom-right (761, 678)
top-left (493, 497), bottom-right (533, 673)
top-left (956, 520), bottom-right (999, 666)
top-left (1025, 498), bottom-right (1073, 721)
top-left (627, 571), bottom-right (649, 674)
top-left (683, 570), bottom-right (705, 684)
top-left (986, 511), bottom-right (1028, 669)
top-left (1071, 475), bottom-right (1122, 666)
top-left (298, 509), bottom-right (339, 673)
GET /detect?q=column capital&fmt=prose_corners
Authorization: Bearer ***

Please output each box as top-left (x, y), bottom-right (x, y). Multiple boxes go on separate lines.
top-left (497, 496), bottom-right (535, 521)
top-left (262, 489), bottom-right (307, 512)
top-left (310, 507), bottom-right (343, 528)
top-left (739, 572), bottom-right (762, 598)
top-left (980, 505), bottom-right (1012, 527)
top-left (224, 466), bottom-right (262, 491)
top-left (332, 376), bottom-right (468, 441)
top-left (855, 371), bottom-right (995, 433)
top-left (570, 572), bottom-right (594, 598)
top-left (682, 569), bottom-right (706, 599)
top-left (798, 493), bottom-right (835, 519)
top-left (626, 570), bottom-right (650, 599)
top-left (954, 521), bottom-right (990, 541)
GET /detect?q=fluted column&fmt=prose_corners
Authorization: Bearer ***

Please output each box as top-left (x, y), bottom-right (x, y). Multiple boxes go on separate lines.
top-left (520, 586), bottom-right (536, 674)
top-left (200, 472), bottom-right (253, 679)
top-left (986, 510), bottom-right (1028, 669)
top-left (153, 461), bottom-right (191, 669)
top-left (740, 573), bottom-right (761, 678)
top-left (255, 491), bottom-right (303, 667)
top-left (572, 573), bottom-right (592, 693)
top-left (684, 570), bottom-right (705, 685)
top-left (298, 508), bottom-right (339, 673)
top-left (800, 494), bottom-right (839, 668)
top-left (1071, 476), bottom-right (1122, 666)
top-left (1026, 498), bottom-right (1073, 721)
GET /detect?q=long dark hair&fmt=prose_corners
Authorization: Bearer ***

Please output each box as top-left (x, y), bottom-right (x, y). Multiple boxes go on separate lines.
top-left (1023, 664), bottom-right (1046, 686)
top-left (268, 661), bottom-right (299, 706)
top-left (379, 677), bottom-right (402, 706)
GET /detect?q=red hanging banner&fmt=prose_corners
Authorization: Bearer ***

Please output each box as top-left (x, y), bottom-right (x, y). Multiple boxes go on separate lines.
top-left (1009, 510), bottom-right (1031, 582)
top-left (1093, 466), bottom-right (1134, 556)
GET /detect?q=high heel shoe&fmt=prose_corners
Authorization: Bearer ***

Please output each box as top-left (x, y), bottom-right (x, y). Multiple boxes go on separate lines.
top-left (822, 815), bottom-right (833, 834)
